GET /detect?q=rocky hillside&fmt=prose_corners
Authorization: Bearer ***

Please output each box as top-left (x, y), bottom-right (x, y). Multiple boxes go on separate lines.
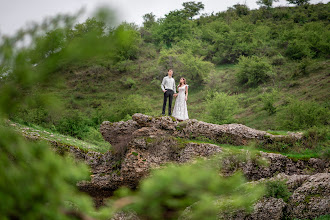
top-left (21, 113), bottom-right (324, 219)
top-left (12, 114), bottom-right (329, 219)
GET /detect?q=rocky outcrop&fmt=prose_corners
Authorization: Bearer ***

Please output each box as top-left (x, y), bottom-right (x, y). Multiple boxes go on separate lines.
top-left (14, 114), bottom-right (329, 217)
top-left (287, 173), bottom-right (330, 219)
top-left (218, 173), bottom-right (330, 220)
top-left (130, 113), bottom-right (303, 146)
top-left (232, 152), bottom-right (329, 181)
top-left (90, 114), bottom-right (328, 191)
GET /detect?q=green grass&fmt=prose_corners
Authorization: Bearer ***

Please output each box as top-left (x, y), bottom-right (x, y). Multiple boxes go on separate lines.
top-left (175, 136), bottom-right (327, 160)
top-left (7, 121), bottom-right (111, 153)
top-left (267, 130), bottom-right (288, 135)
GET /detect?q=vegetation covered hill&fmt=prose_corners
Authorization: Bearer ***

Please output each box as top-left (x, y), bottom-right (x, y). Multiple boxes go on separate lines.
top-left (0, 1), bottom-right (329, 219)
top-left (2, 1), bottom-right (329, 150)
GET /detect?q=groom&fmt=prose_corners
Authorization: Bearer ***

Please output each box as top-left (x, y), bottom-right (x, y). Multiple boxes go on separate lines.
top-left (161, 69), bottom-right (177, 116)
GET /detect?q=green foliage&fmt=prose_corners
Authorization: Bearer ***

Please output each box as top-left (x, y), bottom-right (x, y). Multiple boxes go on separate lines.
top-left (67, 17), bottom-right (106, 40)
top-left (158, 47), bottom-right (214, 85)
top-left (0, 126), bottom-right (111, 219)
top-left (113, 159), bottom-right (264, 219)
top-left (256, 0), bottom-right (279, 8)
top-left (29, 28), bottom-right (66, 64)
top-left (111, 22), bottom-right (141, 61)
top-left (303, 126), bottom-right (329, 149)
top-left (285, 40), bottom-right (314, 60)
top-left (236, 55), bottom-right (273, 87)
top-left (211, 20), bottom-right (260, 64)
top-left (287, 0), bottom-right (310, 6)
top-left (264, 180), bottom-right (291, 202)
top-left (151, 10), bottom-right (192, 46)
top-left (55, 110), bottom-right (91, 139)
top-left (261, 90), bottom-right (279, 115)
top-left (142, 12), bottom-right (156, 29)
top-left (277, 99), bottom-right (329, 130)
top-left (120, 77), bottom-right (136, 89)
top-left (107, 94), bottom-right (151, 122)
top-left (205, 92), bottom-right (239, 124)
top-left (232, 4), bottom-right (250, 16)
top-left (182, 1), bottom-right (205, 19)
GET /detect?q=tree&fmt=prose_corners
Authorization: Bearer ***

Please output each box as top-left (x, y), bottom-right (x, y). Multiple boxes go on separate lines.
top-left (152, 10), bottom-right (192, 46)
top-left (142, 12), bottom-right (156, 29)
top-left (111, 22), bottom-right (141, 61)
top-left (182, 1), bottom-right (205, 19)
top-left (256, 0), bottom-right (279, 8)
top-left (236, 55), bottom-right (273, 87)
top-left (67, 17), bottom-right (106, 40)
top-left (206, 92), bottom-right (239, 124)
top-left (233, 4), bottom-right (250, 16)
top-left (286, 0), bottom-right (310, 6)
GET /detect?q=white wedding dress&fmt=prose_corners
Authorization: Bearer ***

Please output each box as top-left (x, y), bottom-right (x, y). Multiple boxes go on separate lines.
top-left (172, 85), bottom-right (189, 120)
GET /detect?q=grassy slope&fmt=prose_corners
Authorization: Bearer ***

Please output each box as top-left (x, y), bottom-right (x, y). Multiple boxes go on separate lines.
top-left (8, 121), bottom-right (111, 153)
top-left (41, 56), bottom-right (329, 132)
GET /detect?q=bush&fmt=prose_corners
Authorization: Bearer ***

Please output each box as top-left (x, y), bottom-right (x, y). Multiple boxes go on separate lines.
top-left (55, 110), bottom-right (91, 139)
top-left (285, 40), bottom-right (314, 60)
top-left (265, 180), bottom-right (291, 202)
top-left (111, 23), bottom-right (141, 61)
top-left (120, 77), bottom-right (136, 89)
top-left (211, 21), bottom-right (259, 64)
top-left (292, 57), bottom-right (313, 78)
top-left (112, 158), bottom-right (264, 219)
top-left (261, 90), bottom-right (278, 115)
top-left (271, 54), bottom-right (286, 66)
top-left (236, 55), bottom-right (273, 87)
top-left (158, 48), bottom-right (214, 85)
top-left (303, 126), bottom-right (329, 148)
top-left (205, 92), bottom-right (239, 124)
top-left (0, 127), bottom-right (111, 219)
top-left (107, 94), bottom-right (151, 122)
top-left (277, 99), bottom-right (329, 130)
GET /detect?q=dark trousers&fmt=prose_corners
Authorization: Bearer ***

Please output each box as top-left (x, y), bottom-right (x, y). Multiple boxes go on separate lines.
top-left (162, 89), bottom-right (174, 115)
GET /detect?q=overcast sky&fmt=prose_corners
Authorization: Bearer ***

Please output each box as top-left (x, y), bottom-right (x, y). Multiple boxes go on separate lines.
top-left (0, 0), bottom-right (329, 36)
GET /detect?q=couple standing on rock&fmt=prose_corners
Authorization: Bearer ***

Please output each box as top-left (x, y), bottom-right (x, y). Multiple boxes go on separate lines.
top-left (161, 69), bottom-right (189, 121)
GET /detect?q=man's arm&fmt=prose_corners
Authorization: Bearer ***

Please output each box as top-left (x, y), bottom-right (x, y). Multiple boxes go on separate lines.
top-left (161, 77), bottom-right (166, 92)
top-left (173, 79), bottom-right (176, 93)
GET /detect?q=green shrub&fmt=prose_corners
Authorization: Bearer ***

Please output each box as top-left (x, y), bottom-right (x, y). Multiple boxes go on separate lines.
top-left (112, 23), bottom-right (141, 61)
top-left (0, 126), bottom-right (111, 219)
top-left (314, 215), bottom-right (330, 220)
top-left (236, 55), bottom-right (273, 87)
top-left (205, 92), bottom-right (239, 124)
top-left (303, 126), bottom-right (329, 148)
top-left (292, 57), bottom-right (313, 78)
top-left (158, 47), bottom-right (214, 85)
top-left (277, 99), bottom-right (329, 130)
top-left (55, 110), bottom-right (91, 139)
top-left (265, 180), bottom-right (291, 202)
top-left (211, 21), bottom-right (259, 64)
top-left (83, 126), bottom-right (111, 150)
top-left (271, 54), bottom-right (286, 66)
top-left (285, 40), bottom-right (314, 60)
top-left (108, 94), bottom-right (151, 122)
top-left (261, 90), bottom-right (279, 115)
top-left (120, 77), bottom-right (136, 89)
top-left (113, 159), bottom-right (264, 219)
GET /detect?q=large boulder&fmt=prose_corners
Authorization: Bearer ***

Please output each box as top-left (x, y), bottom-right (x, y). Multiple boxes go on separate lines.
top-left (287, 173), bottom-right (330, 219)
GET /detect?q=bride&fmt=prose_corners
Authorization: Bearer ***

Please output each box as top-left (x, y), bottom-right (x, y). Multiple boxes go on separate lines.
top-left (172, 77), bottom-right (189, 121)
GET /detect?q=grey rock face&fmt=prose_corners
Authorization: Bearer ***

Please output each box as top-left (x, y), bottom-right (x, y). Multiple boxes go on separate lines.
top-left (249, 197), bottom-right (287, 220)
top-left (94, 114), bottom-right (328, 191)
top-left (287, 173), bottom-right (330, 219)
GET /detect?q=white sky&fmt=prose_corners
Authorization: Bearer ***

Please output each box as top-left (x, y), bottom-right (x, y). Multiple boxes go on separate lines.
top-left (0, 0), bottom-right (329, 36)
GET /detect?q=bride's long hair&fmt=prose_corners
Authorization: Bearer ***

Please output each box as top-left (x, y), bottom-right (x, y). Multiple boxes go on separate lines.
top-left (178, 77), bottom-right (187, 88)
